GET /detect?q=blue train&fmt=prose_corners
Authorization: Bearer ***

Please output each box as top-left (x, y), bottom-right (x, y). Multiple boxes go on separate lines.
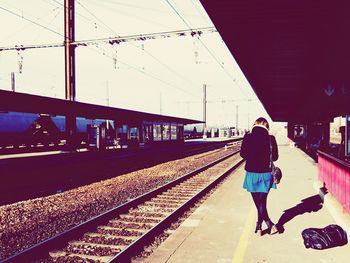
top-left (0, 111), bottom-right (113, 151)
top-left (0, 111), bottom-right (187, 153)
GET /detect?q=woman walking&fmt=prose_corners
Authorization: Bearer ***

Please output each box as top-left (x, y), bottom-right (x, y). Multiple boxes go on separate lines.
top-left (240, 117), bottom-right (279, 235)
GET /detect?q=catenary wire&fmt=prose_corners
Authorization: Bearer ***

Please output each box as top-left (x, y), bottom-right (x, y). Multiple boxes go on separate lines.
top-left (32, 7), bottom-right (62, 42)
top-left (0, 4), bottom-right (61, 44)
top-left (0, 5), bottom-right (64, 38)
top-left (75, 0), bottom-right (120, 37)
top-left (189, 0), bottom-right (211, 24)
top-left (0, 4), bottom-right (198, 98)
top-left (0, 27), bottom-right (216, 51)
top-left (164, 0), bottom-right (252, 98)
top-left (75, 0), bottom-right (205, 97)
top-left (0, 2), bottom-right (207, 98)
top-left (69, 1), bottom-right (205, 97)
top-left (85, 45), bottom-right (197, 97)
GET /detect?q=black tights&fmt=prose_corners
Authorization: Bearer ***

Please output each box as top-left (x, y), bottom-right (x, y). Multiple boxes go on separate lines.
top-left (251, 192), bottom-right (270, 224)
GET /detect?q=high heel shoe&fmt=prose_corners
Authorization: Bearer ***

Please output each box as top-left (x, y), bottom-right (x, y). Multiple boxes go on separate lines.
top-left (254, 222), bottom-right (262, 236)
top-left (265, 220), bottom-right (278, 235)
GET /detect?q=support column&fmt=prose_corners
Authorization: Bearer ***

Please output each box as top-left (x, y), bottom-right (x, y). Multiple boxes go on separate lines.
top-left (236, 104), bottom-right (238, 131)
top-left (11, 72), bottom-right (15, 92)
top-left (64, 0), bottom-right (76, 149)
top-left (203, 84), bottom-right (207, 139)
top-left (64, 0), bottom-right (76, 101)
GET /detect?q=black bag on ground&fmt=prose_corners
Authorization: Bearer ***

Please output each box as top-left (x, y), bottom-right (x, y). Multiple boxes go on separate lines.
top-left (302, 224), bottom-right (348, 250)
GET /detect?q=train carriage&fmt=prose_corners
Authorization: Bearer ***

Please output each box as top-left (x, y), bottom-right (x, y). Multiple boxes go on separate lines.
top-left (0, 90), bottom-right (202, 153)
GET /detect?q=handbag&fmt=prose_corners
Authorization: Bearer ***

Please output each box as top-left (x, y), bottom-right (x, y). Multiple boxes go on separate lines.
top-left (270, 137), bottom-right (282, 184)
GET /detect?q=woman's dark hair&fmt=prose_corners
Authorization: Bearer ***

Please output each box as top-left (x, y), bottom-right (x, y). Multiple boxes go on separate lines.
top-left (254, 117), bottom-right (269, 130)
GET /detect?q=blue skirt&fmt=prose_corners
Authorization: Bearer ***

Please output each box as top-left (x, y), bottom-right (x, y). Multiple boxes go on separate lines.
top-left (243, 171), bottom-right (277, 193)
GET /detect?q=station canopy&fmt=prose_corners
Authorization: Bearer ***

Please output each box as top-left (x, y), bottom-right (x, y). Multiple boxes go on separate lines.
top-left (201, 0), bottom-right (350, 122)
top-left (0, 90), bottom-right (202, 125)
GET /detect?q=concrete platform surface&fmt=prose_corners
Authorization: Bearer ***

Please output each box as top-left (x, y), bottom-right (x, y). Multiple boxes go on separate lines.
top-left (141, 145), bottom-right (350, 263)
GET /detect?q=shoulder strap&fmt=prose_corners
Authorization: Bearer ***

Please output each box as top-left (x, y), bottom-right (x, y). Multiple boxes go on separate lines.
top-left (269, 136), bottom-right (273, 169)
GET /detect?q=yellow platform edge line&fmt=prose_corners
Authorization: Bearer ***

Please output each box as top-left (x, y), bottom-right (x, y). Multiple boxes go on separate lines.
top-left (232, 205), bottom-right (255, 263)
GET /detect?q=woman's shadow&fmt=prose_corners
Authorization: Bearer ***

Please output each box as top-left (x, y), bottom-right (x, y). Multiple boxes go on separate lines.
top-left (276, 187), bottom-right (328, 233)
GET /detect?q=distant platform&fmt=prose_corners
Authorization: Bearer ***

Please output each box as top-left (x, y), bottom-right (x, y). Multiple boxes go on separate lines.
top-left (0, 138), bottom-right (242, 161)
top-left (185, 136), bottom-right (243, 143)
top-left (0, 150), bottom-right (70, 160)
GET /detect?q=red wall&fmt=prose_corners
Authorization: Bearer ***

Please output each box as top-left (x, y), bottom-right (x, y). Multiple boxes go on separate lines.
top-left (318, 154), bottom-right (350, 214)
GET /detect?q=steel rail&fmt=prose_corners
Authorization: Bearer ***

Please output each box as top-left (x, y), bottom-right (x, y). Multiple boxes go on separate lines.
top-left (110, 153), bottom-right (244, 263)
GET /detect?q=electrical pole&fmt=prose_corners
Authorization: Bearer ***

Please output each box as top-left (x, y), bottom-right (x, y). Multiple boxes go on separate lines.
top-left (160, 92), bottom-right (162, 115)
top-left (11, 72), bottom-right (15, 92)
top-left (65, 0), bottom-right (76, 101)
top-left (64, 0), bottom-right (76, 149)
top-left (106, 81), bottom-right (110, 129)
top-left (203, 84), bottom-right (207, 139)
top-left (106, 81), bottom-right (110, 106)
top-left (247, 111), bottom-right (250, 131)
top-left (236, 104), bottom-right (238, 131)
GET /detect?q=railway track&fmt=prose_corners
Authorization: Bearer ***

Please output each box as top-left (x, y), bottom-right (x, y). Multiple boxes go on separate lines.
top-left (3, 148), bottom-right (243, 263)
top-left (0, 138), bottom-right (242, 206)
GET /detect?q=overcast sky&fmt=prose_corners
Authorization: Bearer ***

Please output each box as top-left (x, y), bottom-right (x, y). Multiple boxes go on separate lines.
top-left (0, 0), bottom-right (271, 129)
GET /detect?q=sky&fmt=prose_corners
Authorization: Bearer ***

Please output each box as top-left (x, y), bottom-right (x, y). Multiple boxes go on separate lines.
top-left (0, 0), bottom-right (271, 130)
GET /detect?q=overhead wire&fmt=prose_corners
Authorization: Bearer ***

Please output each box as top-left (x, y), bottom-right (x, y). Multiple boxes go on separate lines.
top-left (45, 6), bottom-right (62, 26)
top-left (0, 27), bottom-right (215, 51)
top-left (75, 0), bottom-right (120, 37)
top-left (189, 0), bottom-right (211, 24)
top-left (164, 0), bottom-right (252, 98)
top-left (0, 5), bottom-right (64, 38)
top-left (32, 6), bottom-right (62, 42)
top-left (85, 45), bottom-right (197, 97)
top-left (0, 1), bottom-right (220, 99)
top-left (80, 0), bottom-right (211, 96)
top-left (0, 2), bottom-right (198, 98)
top-left (141, 48), bottom-right (199, 90)
top-left (165, 0), bottom-right (193, 29)
top-left (85, 0), bottom-right (171, 29)
top-left (88, 0), bottom-right (167, 14)
top-left (68, 0), bottom-right (214, 98)
top-left (0, 3), bottom-right (61, 44)
top-left (71, 0), bottom-right (204, 98)
top-left (0, 3), bottom-right (65, 79)
top-left (47, 0), bottom-right (118, 37)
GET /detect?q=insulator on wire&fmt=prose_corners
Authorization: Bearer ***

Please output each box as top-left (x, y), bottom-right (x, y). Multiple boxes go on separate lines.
top-left (193, 38), bottom-right (199, 64)
top-left (112, 48), bottom-right (118, 69)
top-left (94, 23), bottom-right (99, 48)
top-left (17, 51), bottom-right (23, 74)
top-left (113, 57), bottom-right (117, 69)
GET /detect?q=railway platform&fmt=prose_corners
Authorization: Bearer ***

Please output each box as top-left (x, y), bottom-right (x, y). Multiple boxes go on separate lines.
top-left (143, 144), bottom-right (350, 263)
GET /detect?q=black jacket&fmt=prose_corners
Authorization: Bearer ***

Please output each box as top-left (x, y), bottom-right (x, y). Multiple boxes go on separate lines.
top-left (240, 126), bottom-right (278, 173)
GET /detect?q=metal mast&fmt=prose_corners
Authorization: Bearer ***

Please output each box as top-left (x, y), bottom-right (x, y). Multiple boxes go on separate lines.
top-left (203, 84), bottom-right (207, 138)
top-left (64, 0), bottom-right (76, 148)
top-left (64, 0), bottom-right (76, 101)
